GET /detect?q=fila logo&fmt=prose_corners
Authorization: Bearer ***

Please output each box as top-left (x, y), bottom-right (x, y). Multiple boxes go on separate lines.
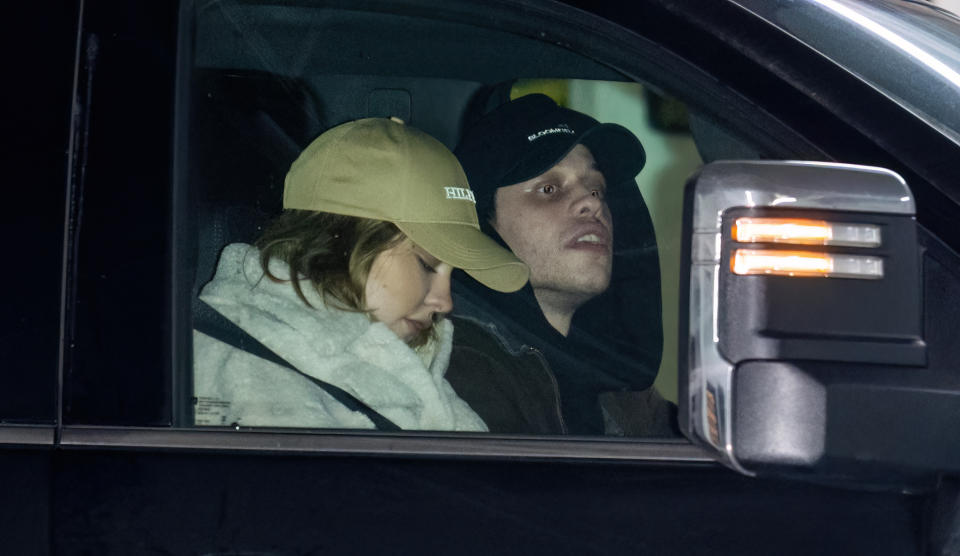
top-left (527, 124), bottom-right (574, 142)
top-left (444, 187), bottom-right (476, 203)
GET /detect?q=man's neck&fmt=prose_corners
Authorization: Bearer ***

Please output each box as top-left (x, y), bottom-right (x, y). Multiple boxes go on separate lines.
top-left (532, 287), bottom-right (589, 337)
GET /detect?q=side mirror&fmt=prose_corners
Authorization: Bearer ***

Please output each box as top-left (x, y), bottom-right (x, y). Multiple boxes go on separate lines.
top-left (679, 161), bottom-right (959, 481)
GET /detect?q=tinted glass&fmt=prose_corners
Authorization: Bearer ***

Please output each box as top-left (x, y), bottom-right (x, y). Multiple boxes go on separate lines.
top-left (1, 2), bottom-right (78, 424)
top-left (64, 0), bottom-right (178, 426)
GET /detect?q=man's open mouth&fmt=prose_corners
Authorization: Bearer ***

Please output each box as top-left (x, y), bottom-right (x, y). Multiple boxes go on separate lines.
top-left (565, 222), bottom-right (611, 250)
top-left (575, 233), bottom-right (604, 245)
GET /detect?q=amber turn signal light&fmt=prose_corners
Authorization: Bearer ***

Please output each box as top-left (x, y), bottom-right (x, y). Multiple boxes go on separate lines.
top-left (731, 249), bottom-right (884, 279)
top-left (733, 217), bottom-right (881, 248)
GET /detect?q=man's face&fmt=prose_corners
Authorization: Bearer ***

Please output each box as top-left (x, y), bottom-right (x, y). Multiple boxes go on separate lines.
top-left (492, 144), bottom-right (613, 302)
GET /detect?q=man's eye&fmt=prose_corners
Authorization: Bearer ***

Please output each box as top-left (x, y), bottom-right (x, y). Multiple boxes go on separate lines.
top-left (417, 256), bottom-right (437, 273)
top-left (539, 184), bottom-right (557, 194)
top-left (591, 188), bottom-right (604, 199)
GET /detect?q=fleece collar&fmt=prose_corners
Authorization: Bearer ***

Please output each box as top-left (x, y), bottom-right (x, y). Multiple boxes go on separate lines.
top-left (199, 243), bottom-right (464, 429)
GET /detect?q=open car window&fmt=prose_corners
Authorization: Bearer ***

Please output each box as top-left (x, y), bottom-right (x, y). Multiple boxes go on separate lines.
top-left (174, 0), bottom-right (815, 436)
top-left (64, 0), bottom-right (823, 440)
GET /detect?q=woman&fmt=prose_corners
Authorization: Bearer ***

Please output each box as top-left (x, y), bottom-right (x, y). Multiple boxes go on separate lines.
top-left (193, 117), bottom-right (528, 431)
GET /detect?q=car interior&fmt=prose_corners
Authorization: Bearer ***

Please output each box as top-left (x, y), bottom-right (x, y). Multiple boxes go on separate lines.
top-left (171, 0), bottom-right (812, 431)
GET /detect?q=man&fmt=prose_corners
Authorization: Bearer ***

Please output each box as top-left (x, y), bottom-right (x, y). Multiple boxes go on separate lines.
top-left (446, 93), bottom-right (675, 436)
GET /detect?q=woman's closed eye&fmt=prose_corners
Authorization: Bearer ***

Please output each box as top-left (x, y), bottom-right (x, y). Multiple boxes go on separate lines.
top-left (417, 256), bottom-right (437, 274)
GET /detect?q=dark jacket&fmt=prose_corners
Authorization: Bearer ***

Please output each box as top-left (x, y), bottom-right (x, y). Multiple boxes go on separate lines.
top-left (448, 316), bottom-right (565, 434)
top-left (447, 276), bottom-right (678, 437)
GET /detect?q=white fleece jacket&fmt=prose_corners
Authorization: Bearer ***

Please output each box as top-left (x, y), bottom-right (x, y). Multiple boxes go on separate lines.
top-left (193, 243), bottom-right (487, 432)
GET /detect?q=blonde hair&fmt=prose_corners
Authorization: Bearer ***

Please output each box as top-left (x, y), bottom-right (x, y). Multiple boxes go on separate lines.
top-left (254, 210), bottom-right (434, 347)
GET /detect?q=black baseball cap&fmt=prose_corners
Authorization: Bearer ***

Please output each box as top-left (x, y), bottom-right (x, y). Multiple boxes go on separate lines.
top-left (454, 93), bottom-right (646, 219)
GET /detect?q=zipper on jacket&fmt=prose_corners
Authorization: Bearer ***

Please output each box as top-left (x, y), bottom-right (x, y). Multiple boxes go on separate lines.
top-left (461, 316), bottom-right (568, 434)
top-left (523, 344), bottom-right (567, 434)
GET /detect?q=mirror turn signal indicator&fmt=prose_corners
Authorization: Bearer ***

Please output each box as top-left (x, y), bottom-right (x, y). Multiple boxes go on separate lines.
top-left (732, 249), bottom-right (884, 279)
top-left (733, 217), bottom-right (881, 247)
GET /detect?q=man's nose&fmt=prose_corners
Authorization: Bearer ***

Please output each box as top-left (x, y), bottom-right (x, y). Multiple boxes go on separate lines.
top-left (426, 271), bottom-right (454, 315)
top-left (570, 181), bottom-right (605, 216)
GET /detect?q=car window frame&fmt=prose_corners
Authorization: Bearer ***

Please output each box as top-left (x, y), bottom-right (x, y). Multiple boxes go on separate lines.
top-left (55, 0), bottom-right (955, 464)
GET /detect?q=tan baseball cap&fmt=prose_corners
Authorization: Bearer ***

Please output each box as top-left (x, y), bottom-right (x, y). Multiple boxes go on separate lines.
top-left (283, 117), bottom-right (529, 293)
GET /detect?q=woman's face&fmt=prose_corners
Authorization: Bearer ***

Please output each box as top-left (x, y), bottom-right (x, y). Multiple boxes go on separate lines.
top-left (364, 239), bottom-right (454, 343)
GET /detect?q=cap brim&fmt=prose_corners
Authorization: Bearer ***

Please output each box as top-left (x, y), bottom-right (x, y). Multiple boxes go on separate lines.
top-left (394, 221), bottom-right (529, 293)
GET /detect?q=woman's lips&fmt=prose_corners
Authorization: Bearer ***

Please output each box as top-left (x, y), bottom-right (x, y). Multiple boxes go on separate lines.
top-left (404, 318), bottom-right (428, 333)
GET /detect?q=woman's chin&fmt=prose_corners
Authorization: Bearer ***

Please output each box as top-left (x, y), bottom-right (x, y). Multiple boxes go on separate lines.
top-left (385, 320), bottom-right (413, 342)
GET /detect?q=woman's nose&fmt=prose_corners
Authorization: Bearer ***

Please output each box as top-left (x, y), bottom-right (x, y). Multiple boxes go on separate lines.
top-left (426, 270), bottom-right (454, 315)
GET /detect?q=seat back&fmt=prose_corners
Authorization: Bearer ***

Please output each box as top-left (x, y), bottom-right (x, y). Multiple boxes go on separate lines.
top-left (176, 69), bottom-right (324, 425)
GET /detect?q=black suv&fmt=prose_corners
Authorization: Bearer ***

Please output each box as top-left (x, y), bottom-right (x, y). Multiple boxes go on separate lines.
top-left (7, 0), bottom-right (960, 553)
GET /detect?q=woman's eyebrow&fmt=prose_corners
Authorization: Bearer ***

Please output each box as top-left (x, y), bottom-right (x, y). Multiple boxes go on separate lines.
top-left (414, 246), bottom-right (441, 265)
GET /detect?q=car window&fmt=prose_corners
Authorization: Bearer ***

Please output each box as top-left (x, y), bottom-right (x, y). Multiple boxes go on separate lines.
top-left (2, 1), bottom-right (78, 427)
top-left (168, 0), bottom-right (815, 439)
top-left (63, 0), bottom-right (829, 441)
top-left (62, 0), bottom-right (179, 426)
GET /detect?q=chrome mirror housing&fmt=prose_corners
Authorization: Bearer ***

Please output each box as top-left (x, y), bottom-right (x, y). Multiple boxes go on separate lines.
top-left (677, 161), bottom-right (953, 480)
